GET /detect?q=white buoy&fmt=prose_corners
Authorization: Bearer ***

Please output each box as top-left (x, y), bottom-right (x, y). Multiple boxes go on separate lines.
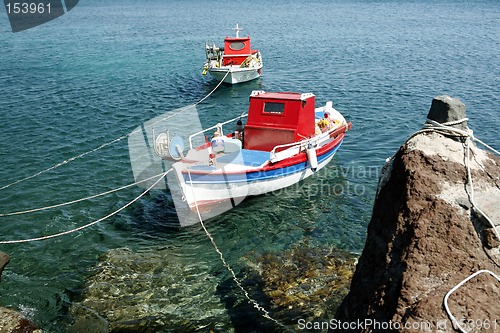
top-left (306, 143), bottom-right (318, 171)
top-left (211, 136), bottom-right (225, 153)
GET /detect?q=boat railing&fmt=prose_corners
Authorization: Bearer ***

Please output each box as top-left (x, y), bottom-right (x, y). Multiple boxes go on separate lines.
top-left (188, 113), bottom-right (248, 149)
top-left (271, 138), bottom-right (312, 154)
top-left (269, 121), bottom-right (350, 163)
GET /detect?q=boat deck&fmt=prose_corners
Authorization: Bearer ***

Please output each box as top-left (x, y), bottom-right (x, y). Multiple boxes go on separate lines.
top-left (215, 149), bottom-right (270, 167)
top-left (183, 148), bottom-right (270, 174)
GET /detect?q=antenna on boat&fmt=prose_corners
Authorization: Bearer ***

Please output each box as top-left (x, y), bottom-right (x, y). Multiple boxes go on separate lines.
top-left (233, 23), bottom-right (242, 38)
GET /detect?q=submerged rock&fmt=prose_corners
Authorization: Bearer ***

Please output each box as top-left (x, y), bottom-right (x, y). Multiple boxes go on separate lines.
top-left (0, 307), bottom-right (41, 333)
top-left (335, 97), bottom-right (500, 332)
top-left (68, 247), bottom-right (232, 333)
top-left (70, 245), bottom-right (356, 333)
top-left (245, 245), bottom-right (357, 324)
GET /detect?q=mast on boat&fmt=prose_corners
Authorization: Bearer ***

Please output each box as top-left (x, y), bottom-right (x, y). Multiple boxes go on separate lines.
top-left (233, 23), bottom-right (242, 38)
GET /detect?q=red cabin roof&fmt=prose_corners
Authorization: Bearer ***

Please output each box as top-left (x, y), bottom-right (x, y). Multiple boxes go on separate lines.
top-left (243, 91), bottom-right (316, 151)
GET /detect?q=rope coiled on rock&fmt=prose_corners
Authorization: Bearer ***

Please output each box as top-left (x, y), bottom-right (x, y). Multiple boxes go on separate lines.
top-left (444, 269), bottom-right (500, 333)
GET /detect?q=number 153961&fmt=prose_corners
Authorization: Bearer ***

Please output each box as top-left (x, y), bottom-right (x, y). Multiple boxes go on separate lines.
top-left (5, 2), bottom-right (51, 14)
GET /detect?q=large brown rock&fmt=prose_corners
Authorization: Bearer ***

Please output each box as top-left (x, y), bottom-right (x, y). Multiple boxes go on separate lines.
top-left (334, 130), bottom-right (500, 332)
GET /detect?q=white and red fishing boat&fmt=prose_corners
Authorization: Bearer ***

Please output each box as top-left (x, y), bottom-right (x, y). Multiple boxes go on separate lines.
top-left (160, 91), bottom-right (351, 226)
top-left (202, 23), bottom-right (263, 84)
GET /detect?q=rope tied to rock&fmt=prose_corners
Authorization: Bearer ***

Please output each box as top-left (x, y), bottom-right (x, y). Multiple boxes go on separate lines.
top-left (388, 117), bottom-right (500, 242)
top-left (424, 118), bottom-right (471, 137)
top-left (404, 117), bottom-right (500, 332)
top-left (424, 118), bottom-right (499, 241)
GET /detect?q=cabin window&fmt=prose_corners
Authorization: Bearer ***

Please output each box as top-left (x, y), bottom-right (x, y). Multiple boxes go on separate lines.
top-left (263, 102), bottom-right (285, 114)
top-left (229, 42), bottom-right (245, 51)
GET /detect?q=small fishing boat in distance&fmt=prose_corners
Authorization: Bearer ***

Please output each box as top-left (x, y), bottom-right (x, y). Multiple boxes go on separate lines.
top-left (156, 91), bottom-right (351, 226)
top-left (202, 23), bottom-right (263, 84)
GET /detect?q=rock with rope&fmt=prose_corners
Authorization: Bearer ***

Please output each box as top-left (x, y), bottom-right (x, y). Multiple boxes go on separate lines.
top-left (0, 252), bottom-right (9, 282)
top-left (334, 96), bottom-right (499, 332)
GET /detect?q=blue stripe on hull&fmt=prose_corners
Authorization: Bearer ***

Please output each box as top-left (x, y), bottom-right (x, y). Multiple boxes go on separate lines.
top-left (183, 140), bottom-right (343, 184)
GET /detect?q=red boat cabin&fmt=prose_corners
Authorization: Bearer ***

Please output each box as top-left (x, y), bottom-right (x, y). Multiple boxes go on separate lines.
top-left (222, 36), bottom-right (258, 66)
top-left (243, 91), bottom-right (316, 151)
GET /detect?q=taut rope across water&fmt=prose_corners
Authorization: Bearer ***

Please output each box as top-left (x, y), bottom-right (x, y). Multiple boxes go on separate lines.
top-left (0, 70), bottom-right (230, 192)
top-left (0, 71), bottom-right (231, 244)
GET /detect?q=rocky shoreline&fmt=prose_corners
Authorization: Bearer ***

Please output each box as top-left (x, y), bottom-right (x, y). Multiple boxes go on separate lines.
top-left (334, 96), bottom-right (500, 332)
top-left (0, 252), bottom-right (42, 333)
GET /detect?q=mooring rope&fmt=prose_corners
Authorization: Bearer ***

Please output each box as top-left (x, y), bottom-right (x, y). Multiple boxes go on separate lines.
top-left (0, 70), bottom-right (230, 192)
top-left (185, 168), bottom-right (293, 332)
top-left (0, 172), bottom-right (167, 217)
top-left (386, 118), bottom-right (499, 161)
top-left (425, 118), bottom-right (499, 241)
top-left (195, 70), bottom-right (230, 106)
top-left (444, 269), bottom-right (500, 333)
top-left (0, 170), bottom-right (171, 244)
top-left (387, 118), bottom-right (500, 241)
top-left (0, 136), bottom-right (127, 192)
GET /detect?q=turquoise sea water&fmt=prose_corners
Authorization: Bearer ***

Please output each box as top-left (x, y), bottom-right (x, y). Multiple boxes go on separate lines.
top-left (0, 0), bottom-right (499, 331)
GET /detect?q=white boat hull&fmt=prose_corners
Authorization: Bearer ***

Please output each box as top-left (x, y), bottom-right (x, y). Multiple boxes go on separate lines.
top-left (170, 147), bottom-right (337, 226)
top-left (183, 150), bottom-right (334, 202)
top-left (208, 66), bottom-right (262, 84)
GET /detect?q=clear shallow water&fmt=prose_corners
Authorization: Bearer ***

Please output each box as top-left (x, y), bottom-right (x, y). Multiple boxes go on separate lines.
top-left (0, 0), bottom-right (498, 331)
